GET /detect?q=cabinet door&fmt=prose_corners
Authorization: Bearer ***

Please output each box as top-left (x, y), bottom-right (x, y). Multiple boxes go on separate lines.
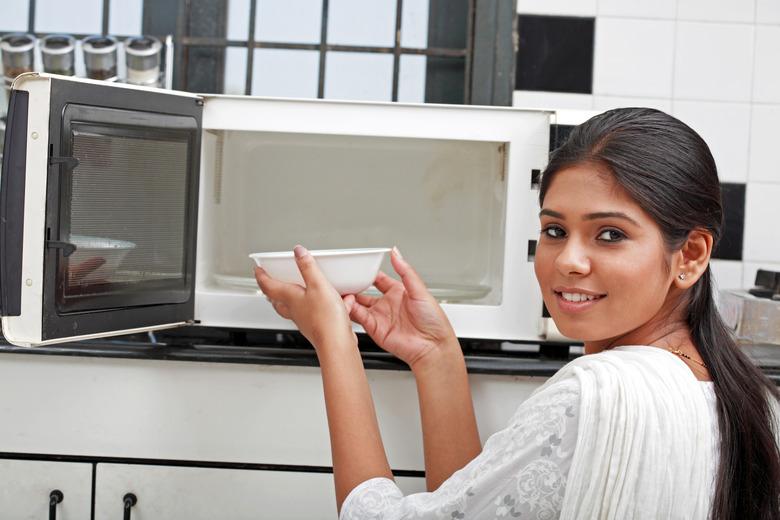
top-left (0, 459), bottom-right (92, 519)
top-left (95, 463), bottom-right (340, 519)
top-left (0, 73), bottom-right (202, 347)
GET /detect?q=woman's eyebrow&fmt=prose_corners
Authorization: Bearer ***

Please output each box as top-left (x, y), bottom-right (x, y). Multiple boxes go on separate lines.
top-left (539, 209), bottom-right (565, 219)
top-left (539, 209), bottom-right (640, 226)
top-left (583, 211), bottom-right (640, 226)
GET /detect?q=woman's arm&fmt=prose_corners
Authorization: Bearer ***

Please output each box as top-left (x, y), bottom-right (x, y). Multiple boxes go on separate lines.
top-left (318, 339), bottom-right (393, 509)
top-left (411, 342), bottom-right (482, 491)
top-left (254, 247), bottom-right (392, 511)
top-left (349, 249), bottom-right (481, 491)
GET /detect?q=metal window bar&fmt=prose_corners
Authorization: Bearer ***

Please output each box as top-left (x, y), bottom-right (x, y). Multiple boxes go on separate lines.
top-left (17, 0), bottom-right (476, 103)
top-left (179, 0), bottom-right (471, 102)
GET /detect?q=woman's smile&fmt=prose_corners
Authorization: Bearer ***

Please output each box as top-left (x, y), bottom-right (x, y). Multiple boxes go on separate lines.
top-left (553, 286), bottom-right (607, 313)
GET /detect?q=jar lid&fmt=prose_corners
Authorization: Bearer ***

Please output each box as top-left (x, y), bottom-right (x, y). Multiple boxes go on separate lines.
top-left (0, 33), bottom-right (35, 53)
top-left (125, 36), bottom-right (162, 57)
top-left (41, 34), bottom-right (76, 55)
top-left (82, 35), bottom-right (118, 54)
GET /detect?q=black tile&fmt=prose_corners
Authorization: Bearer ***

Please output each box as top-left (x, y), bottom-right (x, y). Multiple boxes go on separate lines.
top-left (515, 14), bottom-right (595, 94)
top-left (713, 182), bottom-right (745, 261)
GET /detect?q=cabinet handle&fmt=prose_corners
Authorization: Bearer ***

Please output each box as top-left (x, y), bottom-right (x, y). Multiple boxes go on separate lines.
top-left (123, 493), bottom-right (137, 520)
top-left (49, 490), bottom-right (63, 520)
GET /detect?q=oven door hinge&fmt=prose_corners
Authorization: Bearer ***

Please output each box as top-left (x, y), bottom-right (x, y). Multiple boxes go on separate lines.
top-left (46, 240), bottom-right (77, 257)
top-left (49, 155), bottom-right (80, 171)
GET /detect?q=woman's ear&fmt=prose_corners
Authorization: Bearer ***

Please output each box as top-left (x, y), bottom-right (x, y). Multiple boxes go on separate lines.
top-left (674, 229), bottom-right (714, 288)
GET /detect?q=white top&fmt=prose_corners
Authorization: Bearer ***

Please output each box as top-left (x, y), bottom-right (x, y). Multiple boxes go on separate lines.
top-left (340, 346), bottom-right (722, 520)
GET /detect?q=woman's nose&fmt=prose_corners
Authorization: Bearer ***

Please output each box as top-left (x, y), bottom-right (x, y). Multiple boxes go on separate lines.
top-left (554, 238), bottom-right (591, 276)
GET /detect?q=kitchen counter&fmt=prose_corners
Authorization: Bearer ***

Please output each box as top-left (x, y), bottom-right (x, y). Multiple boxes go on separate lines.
top-left (0, 327), bottom-right (777, 383)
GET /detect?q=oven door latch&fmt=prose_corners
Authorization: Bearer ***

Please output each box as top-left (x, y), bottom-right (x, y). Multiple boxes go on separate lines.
top-left (49, 155), bottom-right (80, 171)
top-left (46, 241), bottom-right (77, 257)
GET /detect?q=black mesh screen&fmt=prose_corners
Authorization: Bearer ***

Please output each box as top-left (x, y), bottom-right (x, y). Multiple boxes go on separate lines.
top-left (60, 126), bottom-right (190, 309)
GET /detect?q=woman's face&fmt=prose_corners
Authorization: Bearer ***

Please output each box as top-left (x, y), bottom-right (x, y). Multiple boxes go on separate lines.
top-left (534, 164), bottom-right (679, 353)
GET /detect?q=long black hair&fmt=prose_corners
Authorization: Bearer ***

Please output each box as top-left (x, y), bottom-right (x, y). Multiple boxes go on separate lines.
top-left (540, 108), bottom-right (780, 519)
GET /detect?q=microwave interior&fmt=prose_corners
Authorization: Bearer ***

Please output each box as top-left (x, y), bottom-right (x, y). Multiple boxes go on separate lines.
top-left (195, 129), bottom-right (509, 307)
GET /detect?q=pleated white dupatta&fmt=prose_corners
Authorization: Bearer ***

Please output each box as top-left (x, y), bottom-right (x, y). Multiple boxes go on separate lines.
top-left (535, 345), bottom-right (716, 520)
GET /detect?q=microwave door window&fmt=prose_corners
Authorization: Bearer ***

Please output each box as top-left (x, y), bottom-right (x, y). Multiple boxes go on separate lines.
top-left (58, 125), bottom-right (191, 313)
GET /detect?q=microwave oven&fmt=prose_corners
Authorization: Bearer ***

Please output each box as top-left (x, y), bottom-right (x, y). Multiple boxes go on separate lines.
top-left (0, 73), bottom-right (568, 347)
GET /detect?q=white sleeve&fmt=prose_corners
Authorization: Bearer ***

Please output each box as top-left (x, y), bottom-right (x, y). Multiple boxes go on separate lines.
top-left (339, 377), bottom-right (580, 520)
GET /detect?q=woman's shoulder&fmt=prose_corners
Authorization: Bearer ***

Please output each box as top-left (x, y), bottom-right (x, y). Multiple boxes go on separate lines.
top-left (537, 345), bottom-right (712, 406)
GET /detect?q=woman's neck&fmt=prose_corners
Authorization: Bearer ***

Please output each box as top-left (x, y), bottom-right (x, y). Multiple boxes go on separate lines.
top-left (583, 312), bottom-right (711, 381)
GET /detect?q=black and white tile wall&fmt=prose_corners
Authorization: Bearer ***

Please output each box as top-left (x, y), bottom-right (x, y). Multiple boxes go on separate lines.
top-left (516, 0), bottom-right (780, 293)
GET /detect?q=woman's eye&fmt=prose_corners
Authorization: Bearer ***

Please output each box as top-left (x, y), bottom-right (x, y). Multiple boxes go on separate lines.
top-left (597, 229), bottom-right (626, 242)
top-left (542, 225), bottom-right (566, 239)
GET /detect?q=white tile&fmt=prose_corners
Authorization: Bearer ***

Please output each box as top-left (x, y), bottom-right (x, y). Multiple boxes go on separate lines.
top-left (35, 0), bottom-right (102, 34)
top-left (677, 0), bottom-right (755, 23)
top-left (517, 0), bottom-right (597, 16)
top-left (743, 183), bottom-right (780, 262)
top-left (513, 90), bottom-right (593, 109)
top-left (674, 22), bottom-right (754, 102)
top-left (756, 0), bottom-right (780, 24)
top-left (0, 0), bottom-right (30, 32)
top-left (593, 95), bottom-right (672, 113)
top-left (748, 104), bottom-right (780, 183)
top-left (753, 25), bottom-right (780, 103)
top-left (597, 0), bottom-right (676, 19)
top-left (743, 261), bottom-right (780, 288)
top-left (710, 259), bottom-right (744, 290)
top-left (672, 101), bottom-right (750, 182)
top-left (593, 18), bottom-right (675, 98)
top-left (109, 0), bottom-right (142, 35)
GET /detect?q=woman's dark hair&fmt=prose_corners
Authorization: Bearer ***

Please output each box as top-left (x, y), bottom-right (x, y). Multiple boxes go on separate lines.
top-left (540, 107), bottom-right (780, 519)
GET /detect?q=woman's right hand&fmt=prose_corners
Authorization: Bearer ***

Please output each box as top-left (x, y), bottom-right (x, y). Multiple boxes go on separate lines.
top-left (345, 247), bottom-right (459, 369)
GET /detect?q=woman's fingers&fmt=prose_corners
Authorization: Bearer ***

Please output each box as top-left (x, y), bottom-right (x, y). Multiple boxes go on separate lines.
top-left (270, 300), bottom-right (292, 319)
top-left (254, 266), bottom-right (303, 303)
top-left (390, 247), bottom-right (429, 300)
top-left (348, 300), bottom-right (378, 335)
top-left (354, 292), bottom-right (378, 307)
top-left (342, 294), bottom-right (356, 314)
top-left (293, 245), bottom-right (328, 289)
top-left (373, 271), bottom-right (400, 294)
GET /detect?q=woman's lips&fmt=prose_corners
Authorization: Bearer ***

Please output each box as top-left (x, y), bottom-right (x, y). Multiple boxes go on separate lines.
top-left (554, 290), bottom-right (606, 314)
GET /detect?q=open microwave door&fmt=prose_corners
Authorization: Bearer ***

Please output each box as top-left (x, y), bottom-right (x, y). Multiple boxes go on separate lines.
top-left (0, 74), bottom-right (202, 347)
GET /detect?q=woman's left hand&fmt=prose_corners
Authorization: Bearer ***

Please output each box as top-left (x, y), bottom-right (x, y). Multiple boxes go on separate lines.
top-left (254, 245), bottom-right (357, 351)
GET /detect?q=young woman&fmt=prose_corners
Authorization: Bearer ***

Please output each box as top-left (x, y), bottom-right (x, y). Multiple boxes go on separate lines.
top-left (255, 108), bottom-right (780, 519)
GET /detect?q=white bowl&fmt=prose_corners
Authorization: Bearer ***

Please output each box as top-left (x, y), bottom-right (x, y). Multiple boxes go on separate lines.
top-left (249, 247), bottom-right (391, 295)
top-left (68, 234), bottom-right (136, 284)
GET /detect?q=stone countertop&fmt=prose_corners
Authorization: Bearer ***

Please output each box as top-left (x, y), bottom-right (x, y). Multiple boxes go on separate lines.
top-left (0, 331), bottom-right (776, 383)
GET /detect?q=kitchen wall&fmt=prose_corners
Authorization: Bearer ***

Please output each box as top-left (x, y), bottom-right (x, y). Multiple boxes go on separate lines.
top-left (513, 0), bottom-right (780, 293)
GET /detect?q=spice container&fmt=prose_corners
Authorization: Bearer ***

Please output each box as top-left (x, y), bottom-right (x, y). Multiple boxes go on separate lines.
top-left (41, 34), bottom-right (76, 76)
top-left (125, 36), bottom-right (162, 87)
top-left (1, 33), bottom-right (35, 83)
top-left (82, 35), bottom-right (119, 81)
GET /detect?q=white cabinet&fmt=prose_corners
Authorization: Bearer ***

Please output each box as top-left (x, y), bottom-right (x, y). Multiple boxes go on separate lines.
top-left (0, 352), bottom-right (544, 517)
top-left (0, 459), bottom-right (92, 519)
top-left (0, 353), bottom-right (545, 470)
top-left (94, 463), bottom-right (427, 519)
